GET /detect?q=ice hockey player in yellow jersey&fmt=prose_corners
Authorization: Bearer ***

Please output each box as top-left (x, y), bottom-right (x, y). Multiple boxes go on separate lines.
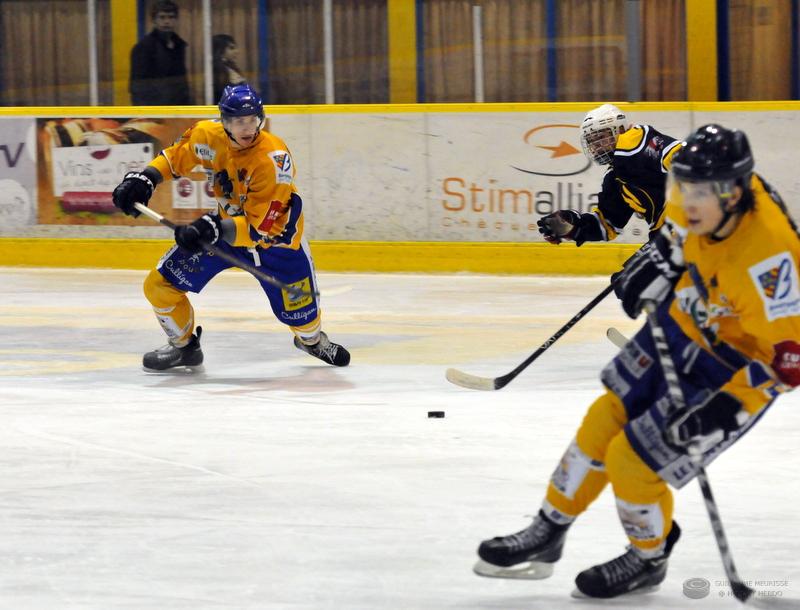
top-left (474, 124), bottom-right (800, 599)
top-left (112, 84), bottom-right (350, 372)
top-left (537, 103), bottom-right (683, 245)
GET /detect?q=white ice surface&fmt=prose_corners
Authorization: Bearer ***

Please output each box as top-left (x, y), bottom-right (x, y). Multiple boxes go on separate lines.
top-left (1, 267), bottom-right (798, 610)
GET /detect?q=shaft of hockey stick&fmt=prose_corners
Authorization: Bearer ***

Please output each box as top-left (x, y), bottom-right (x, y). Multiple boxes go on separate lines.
top-left (445, 283), bottom-right (615, 390)
top-left (133, 202), bottom-right (318, 299)
top-left (641, 300), bottom-right (758, 606)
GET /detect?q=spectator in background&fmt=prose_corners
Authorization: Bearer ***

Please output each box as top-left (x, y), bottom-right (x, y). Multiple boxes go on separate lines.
top-left (213, 34), bottom-right (247, 102)
top-left (130, 0), bottom-right (193, 105)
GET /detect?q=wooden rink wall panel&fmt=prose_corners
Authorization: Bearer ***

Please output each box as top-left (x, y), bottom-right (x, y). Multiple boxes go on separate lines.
top-left (0, 239), bottom-right (639, 275)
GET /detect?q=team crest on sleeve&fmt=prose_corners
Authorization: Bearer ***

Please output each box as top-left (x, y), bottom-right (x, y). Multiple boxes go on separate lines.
top-left (193, 143), bottom-right (216, 161)
top-left (748, 252), bottom-right (800, 321)
top-left (269, 150), bottom-right (293, 185)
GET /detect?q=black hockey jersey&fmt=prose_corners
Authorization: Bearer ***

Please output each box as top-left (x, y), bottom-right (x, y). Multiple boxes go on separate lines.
top-left (575, 124), bottom-right (682, 245)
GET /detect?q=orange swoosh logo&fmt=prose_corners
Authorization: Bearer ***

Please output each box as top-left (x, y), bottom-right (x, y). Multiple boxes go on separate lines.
top-left (536, 141), bottom-right (580, 158)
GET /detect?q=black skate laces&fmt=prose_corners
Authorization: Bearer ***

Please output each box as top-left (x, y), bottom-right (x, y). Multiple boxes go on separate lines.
top-left (598, 547), bottom-right (651, 585)
top-left (505, 517), bottom-right (555, 552)
top-left (314, 333), bottom-right (339, 359)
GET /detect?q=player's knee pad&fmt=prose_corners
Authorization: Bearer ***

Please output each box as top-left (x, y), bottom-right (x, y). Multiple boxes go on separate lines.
top-left (550, 439), bottom-right (605, 501)
top-left (144, 269), bottom-right (186, 309)
top-left (544, 438), bottom-right (608, 523)
top-left (574, 390), bottom-right (628, 462)
top-left (144, 269), bottom-right (194, 343)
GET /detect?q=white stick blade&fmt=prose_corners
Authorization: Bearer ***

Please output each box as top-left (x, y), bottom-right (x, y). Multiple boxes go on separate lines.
top-left (445, 368), bottom-right (495, 391)
top-left (606, 327), bottom-right (629, 349)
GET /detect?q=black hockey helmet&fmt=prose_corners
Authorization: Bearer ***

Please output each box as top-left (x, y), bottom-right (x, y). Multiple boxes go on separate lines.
top-left (671, 124), bottom-right (754, 184)
top-left (669, 125), bottom-right (756, 234)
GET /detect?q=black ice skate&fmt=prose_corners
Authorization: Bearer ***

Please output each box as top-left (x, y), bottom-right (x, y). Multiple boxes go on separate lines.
top-left (142, 326), bottom-right (204, 373)
top-left (573, 521), bottom-right (681, 599)
top-left (294, 331), bottom-right (350, 367)
top-left (474, 510), bottom-right (570, 579)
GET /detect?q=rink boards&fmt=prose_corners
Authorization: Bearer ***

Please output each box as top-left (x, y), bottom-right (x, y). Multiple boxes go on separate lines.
top-left (1, 101), bottom-right (799, 273)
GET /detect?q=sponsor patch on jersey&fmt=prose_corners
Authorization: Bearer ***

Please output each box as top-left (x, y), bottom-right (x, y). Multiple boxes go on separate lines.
top-left (618, 340), bottom-right (653, 379)
top-left (257, 200), bottom-right (285, 235)
top-left (282, 277), bottom-right (313, 311)
top-left (269, 150), bottom-right (293, 185)
top-left (748, 252), bottom-right (800, 321)
top-left (644, 136), bottom-right (662, 161)
top-left (193, 143), bottom-right (216, 161)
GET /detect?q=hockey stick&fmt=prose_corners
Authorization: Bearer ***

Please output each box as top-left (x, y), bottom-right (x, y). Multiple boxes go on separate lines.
top-left (445, 283), bottom-right (614, 390)
top-left (133, 203), bottom-right (318, 299)
top-left (606, 327), bottom-right (628, 349)
top-left (642, 300), bottom-right (785, 608)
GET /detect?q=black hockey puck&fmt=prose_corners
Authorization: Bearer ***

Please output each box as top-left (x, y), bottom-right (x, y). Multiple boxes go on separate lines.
top-left (427, 410), bottom-right (445, 418)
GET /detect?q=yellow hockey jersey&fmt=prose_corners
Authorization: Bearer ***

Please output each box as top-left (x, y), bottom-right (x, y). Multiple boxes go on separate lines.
top-left (667, 174), bottom-right (800, 413)
top-left (150, 119), bottom-right (303, 249)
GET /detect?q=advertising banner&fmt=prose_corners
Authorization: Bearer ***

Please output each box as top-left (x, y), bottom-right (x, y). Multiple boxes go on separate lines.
top-left (0, 117), bottom-right (37, 229)
top-left (20, 107), bottom-right (800, 242)
top-left (36, 117), bottom-right (203, 225)
top-left (279, 110), bottom-right (694, 243)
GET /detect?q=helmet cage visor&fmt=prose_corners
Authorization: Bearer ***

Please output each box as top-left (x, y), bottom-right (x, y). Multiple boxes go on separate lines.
top-left (581, 128), bottom-right (618, 165)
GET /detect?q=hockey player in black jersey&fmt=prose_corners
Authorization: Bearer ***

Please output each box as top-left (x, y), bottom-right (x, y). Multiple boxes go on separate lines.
top-left (537, 104), bottom-right (683, 245)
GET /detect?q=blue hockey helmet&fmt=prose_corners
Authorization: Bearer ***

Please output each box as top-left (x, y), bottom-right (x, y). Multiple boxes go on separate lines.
top-left (218, 84), bottom-right (264, 120)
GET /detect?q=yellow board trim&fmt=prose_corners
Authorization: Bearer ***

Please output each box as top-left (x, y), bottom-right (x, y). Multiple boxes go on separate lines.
top-left (6, 100), bottom-right (800, 119)
top-left (686, 1), bottom-right (718, 101)
top-left (387, 0), bottom-right (418, 103)
top-left (111, 0), bottom-right (138, 106)
top-left (0, 238), bottom-right (639, 276)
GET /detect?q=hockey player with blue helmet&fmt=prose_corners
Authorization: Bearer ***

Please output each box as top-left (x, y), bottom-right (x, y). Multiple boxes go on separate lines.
top-left (112, 84), bottom-right (350, 372)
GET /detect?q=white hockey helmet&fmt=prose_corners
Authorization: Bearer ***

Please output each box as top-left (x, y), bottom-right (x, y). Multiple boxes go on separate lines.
top-left (580, 104), bottom-right (628, 165)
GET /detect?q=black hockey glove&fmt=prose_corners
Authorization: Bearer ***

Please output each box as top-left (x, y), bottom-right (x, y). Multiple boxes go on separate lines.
top-left (665, 391), bottom-right (747, 449)
top-left (112, 168), bottom-right (160, 217)
top-left (611, 232), bottom-right (685, 318)
top-left (537, 209), bottom-right (581, 244)
top-left (174, 214), bottom-right (223, 253)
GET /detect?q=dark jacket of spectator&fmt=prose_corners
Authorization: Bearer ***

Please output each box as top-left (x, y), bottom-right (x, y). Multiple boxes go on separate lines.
top-left (130, 30), bottom-right (193, 105)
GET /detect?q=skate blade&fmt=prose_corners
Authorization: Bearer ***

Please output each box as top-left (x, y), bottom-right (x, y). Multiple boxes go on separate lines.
top-left (142, 364), bottom-right (205, 375)
top-left (570, 584), bottom-right (659, 599)
top-left (473, 558), bottom-right (554, 580)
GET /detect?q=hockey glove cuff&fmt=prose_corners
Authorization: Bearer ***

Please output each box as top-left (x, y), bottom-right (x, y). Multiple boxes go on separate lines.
top-left (112, 167), bottom-right (161, 217)
top-left (665, 391), bottom-right (748, 449)
top-left (611, 232), bottom-right (685, 318)
top-left (174, 214), bottom-right (223, 253)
